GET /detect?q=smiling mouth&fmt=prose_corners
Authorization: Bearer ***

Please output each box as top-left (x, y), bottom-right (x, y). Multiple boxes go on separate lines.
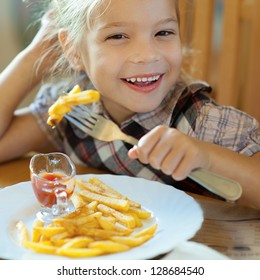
top-left (123, 75), bottom-right (161, 87)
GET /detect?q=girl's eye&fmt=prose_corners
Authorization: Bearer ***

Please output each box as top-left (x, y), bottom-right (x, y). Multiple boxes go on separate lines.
top-left (155, 30), bottom-right (175, 37)
top-left (106, 34), bottom-right (127, 40)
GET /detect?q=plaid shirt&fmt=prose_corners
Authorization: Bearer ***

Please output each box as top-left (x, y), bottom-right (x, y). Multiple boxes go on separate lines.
top-left (31, 79), bottom-right (260, 198)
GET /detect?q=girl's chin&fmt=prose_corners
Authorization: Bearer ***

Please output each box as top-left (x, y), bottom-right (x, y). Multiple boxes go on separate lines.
top-left (129, 103), bottom-right (162, 114)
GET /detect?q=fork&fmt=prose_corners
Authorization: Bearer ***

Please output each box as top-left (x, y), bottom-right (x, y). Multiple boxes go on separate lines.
top-left (65, 106), bottom-right (242, 201)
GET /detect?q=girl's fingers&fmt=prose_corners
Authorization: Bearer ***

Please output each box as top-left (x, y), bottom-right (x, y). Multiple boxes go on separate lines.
top-left (160, 148), bottom-right (185, 177)
top-left (129, 126), bottom-right (182, 169)
top-left (128, 146), bottom-right (138, 159)
top-left (133, 126), bottom-right (167, 164)
top-left (128, 126), bottom-right (210, 180)
top-left (163, 140), bottom-right (209, 180)
top-left (144, 130), bottom-right (177, 170)
top-left (161, 153), bottom-right (202, 181)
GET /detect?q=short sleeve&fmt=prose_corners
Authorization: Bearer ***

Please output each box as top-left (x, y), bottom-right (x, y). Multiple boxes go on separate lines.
top-left (195, 103), bottom-right (260, 156)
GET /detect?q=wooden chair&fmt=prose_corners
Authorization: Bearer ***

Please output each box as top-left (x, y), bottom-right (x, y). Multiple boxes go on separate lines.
top-left (179, 0), bottom-right (260, 123)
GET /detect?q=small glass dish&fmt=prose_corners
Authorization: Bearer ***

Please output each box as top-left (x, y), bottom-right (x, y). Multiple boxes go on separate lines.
top-left (29, 152), bottom-right (76, 223)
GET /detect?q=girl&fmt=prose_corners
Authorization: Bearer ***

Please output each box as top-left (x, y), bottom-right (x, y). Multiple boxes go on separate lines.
top-left (0, 0), bottom-right (260, 208)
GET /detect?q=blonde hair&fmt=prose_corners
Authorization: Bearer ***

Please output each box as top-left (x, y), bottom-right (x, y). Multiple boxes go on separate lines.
top-left (32, 0), bottom-right (111, 78)
top-left (35, 0), bottom-right (192, 83)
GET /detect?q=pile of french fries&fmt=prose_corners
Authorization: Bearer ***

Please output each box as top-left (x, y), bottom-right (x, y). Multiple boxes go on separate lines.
top-left (16, 177), bottom-right (157, 258)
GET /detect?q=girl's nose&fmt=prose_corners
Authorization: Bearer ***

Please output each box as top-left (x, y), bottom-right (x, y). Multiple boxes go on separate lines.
top-left (128, 39), bottom-right (161, 64)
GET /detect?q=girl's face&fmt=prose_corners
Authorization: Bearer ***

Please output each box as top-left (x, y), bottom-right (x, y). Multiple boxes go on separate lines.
top-left (80, 0), bottom-right (182, 123)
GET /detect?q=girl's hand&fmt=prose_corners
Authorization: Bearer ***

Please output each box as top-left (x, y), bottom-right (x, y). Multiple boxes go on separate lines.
top-left (128, 125), bottom-right (211, 180)
top-left (27, 10), bottom-right (61, 77)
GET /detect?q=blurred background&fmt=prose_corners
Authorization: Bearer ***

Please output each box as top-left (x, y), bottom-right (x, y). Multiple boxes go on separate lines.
top-left (0, 0), bottom-right (39, 71)
top-left (0, 0), bottom-right (41, 106)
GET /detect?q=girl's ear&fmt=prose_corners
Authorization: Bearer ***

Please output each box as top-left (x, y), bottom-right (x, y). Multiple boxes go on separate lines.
top-left (58, 29), bottom-right (84, 71)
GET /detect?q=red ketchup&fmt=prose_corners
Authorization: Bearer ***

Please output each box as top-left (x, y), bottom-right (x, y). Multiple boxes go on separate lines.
top-left (31, 173), bottom-right (74, 207)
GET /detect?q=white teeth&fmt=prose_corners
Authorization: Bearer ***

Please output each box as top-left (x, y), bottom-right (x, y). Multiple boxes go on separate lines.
top-left (126, 75), bottom-right (160, 83)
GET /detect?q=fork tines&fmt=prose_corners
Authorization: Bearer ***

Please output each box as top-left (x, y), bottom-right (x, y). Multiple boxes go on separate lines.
top-left (64, 106), bottom-right (95, 133)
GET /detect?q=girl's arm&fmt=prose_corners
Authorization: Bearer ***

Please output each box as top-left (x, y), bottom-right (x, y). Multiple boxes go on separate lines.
top-left (0, 47), bottom-right (42, 137)
top-left (200, 141), bottom-right (260, 209)
top-left (0, 12), bottom-right (60, 162)
top-left (0, 11), bottom-right (60, 137)
top-left (0, 112), bottom-right (54, 163)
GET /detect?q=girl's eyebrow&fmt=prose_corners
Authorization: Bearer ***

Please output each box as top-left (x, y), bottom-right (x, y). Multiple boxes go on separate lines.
top-left (98, 17), bottom-right (178, 31)
top-left (98, 22), bottom-right (128, 31)
top-left (158, 17), bottom-right (179, 25)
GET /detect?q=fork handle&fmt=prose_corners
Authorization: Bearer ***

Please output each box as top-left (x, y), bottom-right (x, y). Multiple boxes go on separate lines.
top-left (189, 168), bottom-right (242, 201)
top-left (122, 135), bottom-right (139, 146)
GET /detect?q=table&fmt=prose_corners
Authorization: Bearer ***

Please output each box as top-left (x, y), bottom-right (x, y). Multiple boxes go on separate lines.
top-left (1, 154), bottom-right (260, 259)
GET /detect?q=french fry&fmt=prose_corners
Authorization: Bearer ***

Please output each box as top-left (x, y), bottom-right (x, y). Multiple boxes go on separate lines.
top-left (97, 216), bottom-right (133, 235)
top-left (39, 241), bottom-right (53, 246)
top-left (23, 241), bottom-right (57, 255)
top-left (58, 206), bottom-right (94, 220)
top-left (60, 236), bottom-right (94, 249)
top-left (97, 216), bottom-right (115, 231)
top-left (81, 178), bottom-right (141, 208)
top-left (88, 177), bottom-right (123, 198)
top-left (85, 177), bottom-right (124, 198)
top-left (16, 221), bottom-right (29, 245)
top-left (33, 226), bottom-right (66, 238)
top-left (39, 234), bottom-right (50, 242)
top-left (134, 224), bottom-right (158, 237)
top-left (79, 227), bottom-right (127, 239)
top-left (32, 218), bottom-right (44, 242)
top-left (71, 192), bottom-right (86, 209)
top-left (97, 203), bottom-right (136, 229)
top-left (52, 220), bottom-right (78, 235)
top-left (88, 240), bottom-right (129, 253)
top-left (99, 215), bottom-right (116, 224)
top-left (127, 206), bottom-right (151, 219)
top-left (57, 247), bottom-right (103, 258)
top-left (97, 215), bottom-right (116, 230)
top-left (87, 201), bottom-right (98, 211)
top-left (74, 212), bottom-right (102, 225)
top-left (110, 234), bottom-right (153, 247)
top-left (55, 212), bottom-right (102, 227)
top-left (50, 231), bottom-right (72, 241)
top-left (51, 238), bottom-right (72, 247)
top-left (128, 212), bottom-right (143, 227)
top-left (79, 189), bottom-right (130, 211)
top-left (64, 90), bottom-right (100, 106)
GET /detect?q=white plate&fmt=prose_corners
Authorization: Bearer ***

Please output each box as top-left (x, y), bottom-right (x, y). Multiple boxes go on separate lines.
top-left (162, 241), bottom-right (229, 260)
top-left (0, 174), bottom-right (203, 260)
